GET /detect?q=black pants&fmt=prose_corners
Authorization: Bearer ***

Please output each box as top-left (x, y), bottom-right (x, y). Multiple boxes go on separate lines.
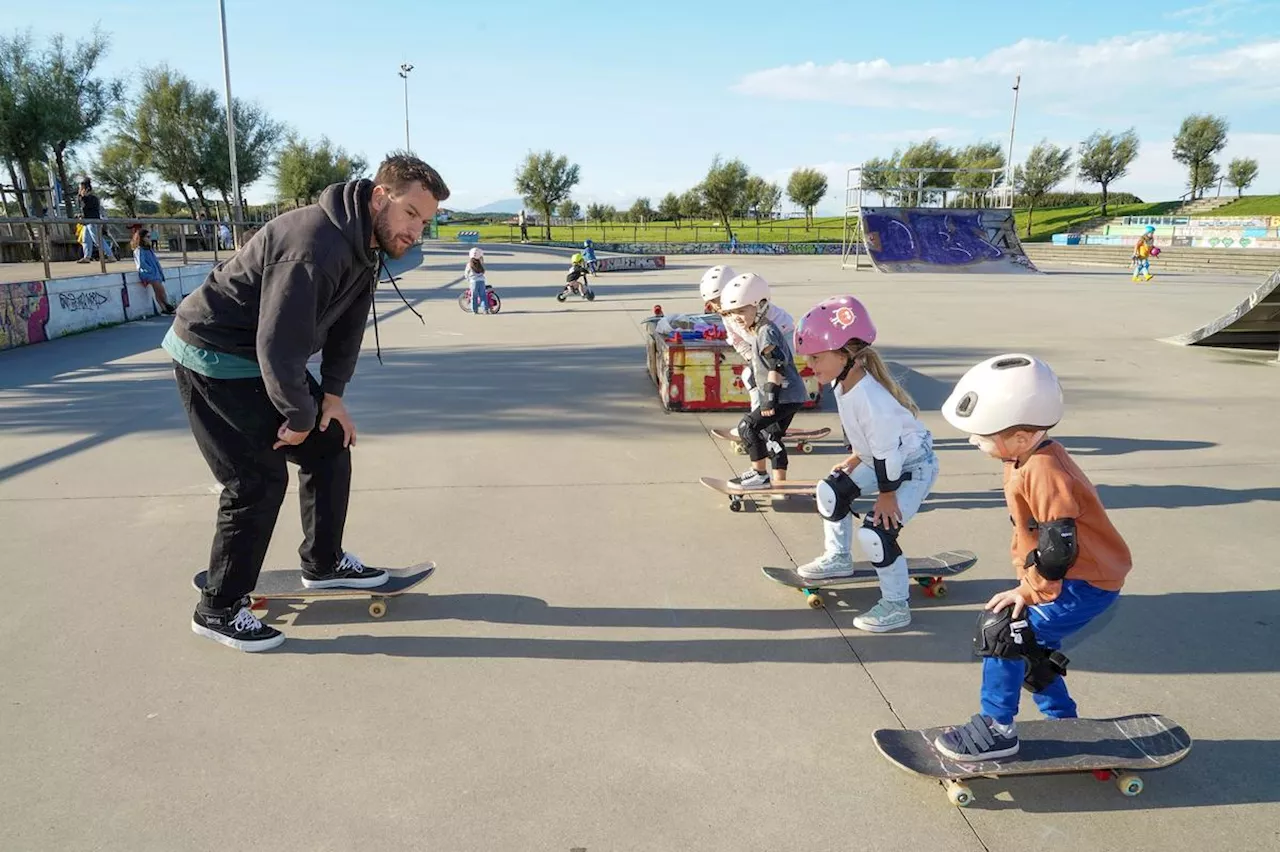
top-left (173, 364), bottom-right (352, 610)
top-left (741, 402), bottom-right (803, 469)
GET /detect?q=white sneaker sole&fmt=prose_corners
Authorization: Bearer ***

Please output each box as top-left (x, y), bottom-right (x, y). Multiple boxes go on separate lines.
top-left (300, 572), bottom-right (389, 589)
top-left (934, 738), bottom-right (1020, 761)
top-left (852, 613), bottom-right (912, 633)
top-left (191, 620), bottom-right (285, 652)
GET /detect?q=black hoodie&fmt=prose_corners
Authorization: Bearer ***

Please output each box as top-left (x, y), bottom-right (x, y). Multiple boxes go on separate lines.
top-left (170, 180), bottom-right (379, 432)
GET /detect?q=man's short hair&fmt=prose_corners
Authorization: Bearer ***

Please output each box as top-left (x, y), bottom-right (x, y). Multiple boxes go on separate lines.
top-left (79, 178), bottom-right (92, 189)
top-left (374, 152), bottom-right (450, 202)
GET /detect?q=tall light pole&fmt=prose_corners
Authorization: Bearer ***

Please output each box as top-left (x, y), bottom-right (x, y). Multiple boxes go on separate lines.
top-left (218, 0), bottom-right (243, 246)
top-left (1005, 74), bottom-right (1021, 203)
top-left (398, 63), bottom-right (414, 152)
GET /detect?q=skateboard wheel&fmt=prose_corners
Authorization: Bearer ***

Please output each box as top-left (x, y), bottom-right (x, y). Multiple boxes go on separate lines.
top-left (946, 782), bottom-right (974, 807)
top-left (804, 592), bottom-right (824, 609)
top-left (733, 442), bottom-right (746, 455)
top-left (729, 499), bottom-right (743, 513)
top-left (932, 583), bottom-right (947, 598)
top-left (1092, 770), bottom-right (1112, 782)
top-left (1116, 773), bottom-right (1143, 796)
top-left (799, 441), bottom-right (813, 454)
top-left (368, 601), bottom-right (387, 618)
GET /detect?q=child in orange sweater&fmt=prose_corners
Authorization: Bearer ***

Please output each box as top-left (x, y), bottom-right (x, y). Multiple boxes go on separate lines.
top-left (931, 353), bottom-right (1132, 760)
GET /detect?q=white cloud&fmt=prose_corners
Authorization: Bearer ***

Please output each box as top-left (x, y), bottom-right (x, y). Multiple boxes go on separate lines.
top-left (1168, 0), bottom-right (1266, 25)
top-left (733, 33), bottom-right (1280, 117)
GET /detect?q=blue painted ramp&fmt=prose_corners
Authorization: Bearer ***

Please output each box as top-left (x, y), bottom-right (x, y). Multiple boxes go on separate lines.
top-left (860, 207), bottom-right (1039, 274)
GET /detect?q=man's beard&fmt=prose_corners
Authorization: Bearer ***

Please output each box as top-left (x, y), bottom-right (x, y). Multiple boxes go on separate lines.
top-left (373, 207), bottom-right (406, 258)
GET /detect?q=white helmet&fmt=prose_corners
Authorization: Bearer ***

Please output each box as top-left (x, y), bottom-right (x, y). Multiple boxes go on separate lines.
top-left (719, 272), bottom-right (770, 312)
top-left (699, 265), bottom-right (736, 303)
top-left (941, 354), bottom-right (1063, 436)
top-left (468, 246), bottom-right (484, 259)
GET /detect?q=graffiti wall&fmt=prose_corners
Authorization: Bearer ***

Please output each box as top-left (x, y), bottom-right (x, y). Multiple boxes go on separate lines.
top-left (0, 262), bottom-right (214, 353)
top-left (595, 255), bottom-right (666, 272)
top-left (1101, 216), bottom-right (1280, 249)
top-left (0, 281), bottom-right (51, 351)
top-left (545, 241), bottom-right (845, 256)
top-left (860, 208), bottom-right (1039, 274)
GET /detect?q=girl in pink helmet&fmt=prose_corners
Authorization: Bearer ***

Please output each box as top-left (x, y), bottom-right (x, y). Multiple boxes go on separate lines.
top-left (792, 295), bottom-right (939, 632)
top-left (464, 246), bottom-right (490, 314)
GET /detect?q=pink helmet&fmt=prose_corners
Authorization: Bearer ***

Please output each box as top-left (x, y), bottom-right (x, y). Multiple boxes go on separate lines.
top-left (793, 296), bottom-right (877, 356)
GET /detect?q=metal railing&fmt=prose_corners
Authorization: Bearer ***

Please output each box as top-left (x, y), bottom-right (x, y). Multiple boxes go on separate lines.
top-left (0, 215), bottom-right (256, 279)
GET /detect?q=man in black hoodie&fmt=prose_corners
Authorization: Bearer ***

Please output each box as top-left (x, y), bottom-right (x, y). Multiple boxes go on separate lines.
top-left (163, 153), bottom-right (449, 651)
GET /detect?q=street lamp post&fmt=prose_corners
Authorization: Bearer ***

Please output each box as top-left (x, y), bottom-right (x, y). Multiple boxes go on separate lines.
top-left (398, 63), bottom-right (414, 152)
top-left (1006, 74), bottom-right (1021, 201)
top-left (218, 0), bottom-right (243, 247)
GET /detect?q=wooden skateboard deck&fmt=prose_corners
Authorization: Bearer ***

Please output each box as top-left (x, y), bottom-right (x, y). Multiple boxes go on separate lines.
top-left (874, 713), bottom-right (1191, 807)
top-left (699, 475), bottom-right (817, 512)
top-left (712, 426), bottom-right (832, 454)
top-left (762, 550), bottom-right (976, 608)
top-left (192, 562), bottom-right (435, 619)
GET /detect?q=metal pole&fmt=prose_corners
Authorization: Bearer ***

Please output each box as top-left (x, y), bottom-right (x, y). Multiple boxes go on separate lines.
top-left (399, 63), bottom-right (414, 152)
top-left (1006, 75), bottom-right (1021, 193)
top-left (218, 0), bottom-right (244, 248)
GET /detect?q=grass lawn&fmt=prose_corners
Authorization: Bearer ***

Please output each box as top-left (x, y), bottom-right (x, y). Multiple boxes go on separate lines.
top-left (438, 202), bottom-right (1192, 246)
top-left (1201, 195), bottom-right (1280, 217)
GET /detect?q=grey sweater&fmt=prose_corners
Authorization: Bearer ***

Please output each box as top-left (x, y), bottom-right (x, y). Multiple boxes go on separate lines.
top-left (170, 180), bottom-right (379, 431)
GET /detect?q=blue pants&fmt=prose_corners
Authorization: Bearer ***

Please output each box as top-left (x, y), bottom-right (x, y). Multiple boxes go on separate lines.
top-left (1133, 258), bottom-right (1150, 276)
top-left (980, 579), bottom-right (1119, 725)
top-left (470, 277), bottom-right (488, 313)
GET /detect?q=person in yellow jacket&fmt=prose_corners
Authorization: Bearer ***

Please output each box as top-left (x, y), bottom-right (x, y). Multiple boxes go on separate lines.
top-left (1132, 226), bottom-right (1158, 282)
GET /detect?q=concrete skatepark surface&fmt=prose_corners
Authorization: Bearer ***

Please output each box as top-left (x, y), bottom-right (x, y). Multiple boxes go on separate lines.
top-left (2, 245), bottom-right (1278, 851)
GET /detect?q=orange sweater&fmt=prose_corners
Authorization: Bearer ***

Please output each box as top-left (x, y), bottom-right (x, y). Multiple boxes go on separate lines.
top-left (1004, 441), bottom-right (1132, 605)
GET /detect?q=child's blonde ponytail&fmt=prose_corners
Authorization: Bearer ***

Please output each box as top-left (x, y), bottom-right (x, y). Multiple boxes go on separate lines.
top-left (844, 343), bottom-right (919, 415)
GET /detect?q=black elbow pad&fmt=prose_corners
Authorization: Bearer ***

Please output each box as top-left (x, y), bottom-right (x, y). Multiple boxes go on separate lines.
top-left (1025, 518), bottom-right (1078, 581)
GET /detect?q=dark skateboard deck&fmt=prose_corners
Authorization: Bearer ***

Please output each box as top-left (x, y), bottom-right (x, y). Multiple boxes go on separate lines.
top-left (712, 426), bottom-right (832, 454)
top-left (762, 550), bottom-right (976, 607)
top-left (874, 713), bottom-right (1191, 807)
top-left (192, 562), bottom-right (435, 619)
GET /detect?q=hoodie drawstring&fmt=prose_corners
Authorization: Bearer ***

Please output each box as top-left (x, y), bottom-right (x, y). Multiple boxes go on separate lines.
top-left (371, 255), bottom-right (424, 365)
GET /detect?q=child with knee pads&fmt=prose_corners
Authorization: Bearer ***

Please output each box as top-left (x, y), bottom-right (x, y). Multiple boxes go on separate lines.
top-left (931, 353), bottom-right (1131, 760)
top-left (464, 247), bottom-right (489, 314)
top-left (699, 265), bottom-right (794, 441)
top-left (716, 272), bottom-right (805, 489)
top-left (792, 295), bottom-right (939, 632)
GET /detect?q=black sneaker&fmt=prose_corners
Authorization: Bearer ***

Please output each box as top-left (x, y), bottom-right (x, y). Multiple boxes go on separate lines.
top-left (933, 714), bottom-right (1020, 761)
top-left (192, 601), bottom-right (284, 652)
top-left (301, 552), bottom-right (388, 589)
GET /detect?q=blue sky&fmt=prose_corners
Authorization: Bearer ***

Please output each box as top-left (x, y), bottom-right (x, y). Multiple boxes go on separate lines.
top-left (10, 0), bottom-right (1279, 214)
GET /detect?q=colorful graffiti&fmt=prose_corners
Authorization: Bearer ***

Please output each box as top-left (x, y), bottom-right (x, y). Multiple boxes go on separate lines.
top-left (860, 208), bottom-right (1039, 274)
top-left (545, 241), bottom-right (846, 256)
top-left (595, 255), bottom-right (666, 272)
top-left (0, 281), bottom-right (51, 351)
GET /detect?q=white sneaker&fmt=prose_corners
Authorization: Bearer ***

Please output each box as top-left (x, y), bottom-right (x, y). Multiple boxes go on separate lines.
top-left (730, 469), bottom-right (771, 490)
top-left (853, 599), bottom-right (912, 633)
top-left (797, 551), bottom-right (855, 580)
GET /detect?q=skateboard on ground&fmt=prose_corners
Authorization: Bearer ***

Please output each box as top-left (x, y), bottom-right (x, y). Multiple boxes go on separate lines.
top-left (192, 562), bottom-right (435, 619)
top-left (699, 475), bottom-right (817, 512)
top-left (711, 426), bottom-right (832, 455)
top-left (762, 549), bottom-right (976, 608)
top-left (873, 713), bottom-right (1191, 808)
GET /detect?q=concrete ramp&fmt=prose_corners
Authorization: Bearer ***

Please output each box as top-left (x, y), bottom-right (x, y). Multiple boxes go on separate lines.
top-left (860, 207), bottom-right (1039, 274)
top-left (1163, 268), bottom-right (1280, 353)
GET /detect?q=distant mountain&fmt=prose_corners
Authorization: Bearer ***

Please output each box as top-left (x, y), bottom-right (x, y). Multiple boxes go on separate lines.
top-left (463, 197), bottom-right (525, 215)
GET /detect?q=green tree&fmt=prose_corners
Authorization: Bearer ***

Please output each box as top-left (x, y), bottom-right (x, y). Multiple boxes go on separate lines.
top-left (556, 198), bottom-right (581, 220)
top-left (678, 187), bottom-right (704, 221)
top-left (122, 66), bottom-right (219, 217)
top-left (954, 142), bottom-right (1005, 202)
top-left (703, 157), bottom-right (750, 238)
top-left (658, 191), bottom-right (681, 226)
top-left (1226, 157), bottom-right (1258, 197)
top-left (628, 196), bottom-right (654, 224)
top-left (203, 98), bottom-right (284, 214)
top-left (896, 138), bottom-right (958, 205)
top-left (273, 134), bottom-right (366, 206)
top-left (156, 191), bottom-right (183, 217)
top-left (585, 202), bottom-right (607, 223)
top-left (1014, 141), bottom-right (1073, 237)
top-left (0, 31), bottom-right (48, 217)
top-left (91, 136), bottom-right (150, 217)
top-left (39, 29), bottom-right (123, 216)
top-left (514, 150), bottom-right (580, 240)
top-left (1189, 160), bottom-right (1221, 197)
top-left (859, 155), bottom-right (899, 202)
top-left (1171, 114), bottom-right (1228, 199)
top-left (1076, 129), bottom-right (1140, 216)
top-left (786, 167), bottom-right (828, 228)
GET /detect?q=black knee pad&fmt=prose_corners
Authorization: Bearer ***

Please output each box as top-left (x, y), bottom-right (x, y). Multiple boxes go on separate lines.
top-left (1022, 649), bottom-right (1070, 693)
top-left (856, 518), bottom-right (902, 568)
top-left (974, 607), bottom-right (1033, 659)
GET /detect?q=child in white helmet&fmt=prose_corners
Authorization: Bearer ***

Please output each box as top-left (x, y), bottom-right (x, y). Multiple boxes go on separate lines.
top-left (699, 265), bottom-right (794, 441)
top-left (792, 295), bottom-right (938, 632)
top-left (716, 272), bottom-right (807, 490)
top-left (464, 247), bottom-right (489, 314)
top-left (931, 354), bottom-right (1131, 760)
